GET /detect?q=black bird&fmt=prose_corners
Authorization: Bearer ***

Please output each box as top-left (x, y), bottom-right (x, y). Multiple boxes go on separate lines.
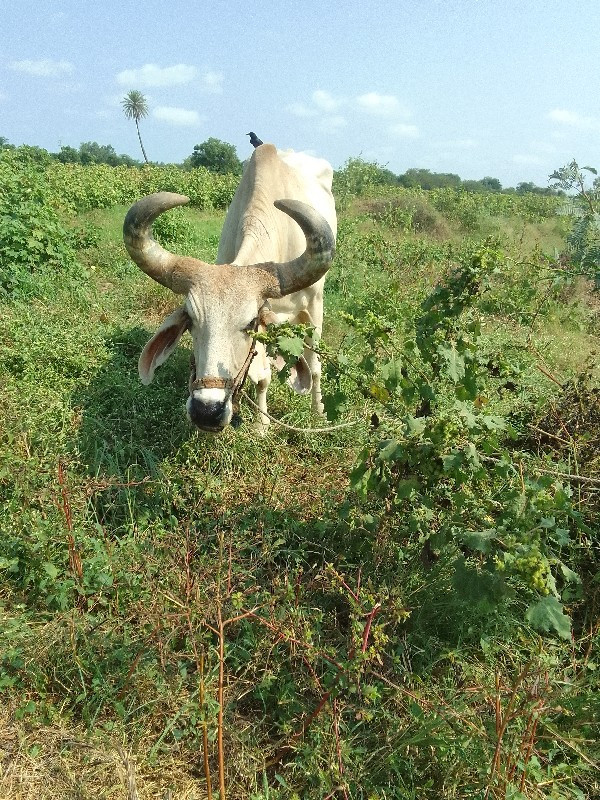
top-left (247, 131), bottom-right (263, 148)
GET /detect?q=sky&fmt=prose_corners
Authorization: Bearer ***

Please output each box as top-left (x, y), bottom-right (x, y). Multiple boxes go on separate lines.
top-left (2, 0), bottom-right (599, 188)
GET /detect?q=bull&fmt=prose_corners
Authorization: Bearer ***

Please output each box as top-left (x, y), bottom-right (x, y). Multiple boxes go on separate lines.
top-left (123, 143), bottom-right (336, 433)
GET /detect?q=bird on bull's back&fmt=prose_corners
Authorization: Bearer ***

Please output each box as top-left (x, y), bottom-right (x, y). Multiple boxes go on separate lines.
top-left (247, 131), bottom-right (263, 148)
top-left (123, 142), bottom-right (337, 434)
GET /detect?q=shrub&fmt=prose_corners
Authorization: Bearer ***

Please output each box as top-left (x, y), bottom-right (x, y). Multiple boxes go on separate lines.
top-left (0, 148), bottom-right (81, 297)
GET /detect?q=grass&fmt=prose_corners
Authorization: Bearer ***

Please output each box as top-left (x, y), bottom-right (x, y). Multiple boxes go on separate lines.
top-left (1, 185), bottom-right (599, 799)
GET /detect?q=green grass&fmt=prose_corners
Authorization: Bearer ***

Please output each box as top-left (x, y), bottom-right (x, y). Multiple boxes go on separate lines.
top-left (1, 184), bottom-right (598, 800)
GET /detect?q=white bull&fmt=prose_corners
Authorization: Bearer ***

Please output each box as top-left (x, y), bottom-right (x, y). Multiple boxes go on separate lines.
top-left (123, 143), bottom-right (337, 433)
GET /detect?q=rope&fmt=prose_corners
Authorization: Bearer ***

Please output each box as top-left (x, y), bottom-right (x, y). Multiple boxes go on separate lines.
top-left (240, 393), bottom-right (600, 482)
top-left (481, 454), bottom-right (600, 487)
top-left (241, 390), bottom-right (361, 433)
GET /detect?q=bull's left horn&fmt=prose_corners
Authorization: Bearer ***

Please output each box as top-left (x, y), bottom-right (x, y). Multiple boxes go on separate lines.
top-left (260, 200), bottom-right (336, 297)
top-left (123, 192), bottom-right (202, 293)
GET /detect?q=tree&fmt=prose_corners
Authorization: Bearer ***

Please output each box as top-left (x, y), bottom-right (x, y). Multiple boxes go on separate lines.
top-left (398, 168), bottom-right (461, 190)
top-left (480, 176), bottom-right (502, 192)
top-left (187, 138), bottom-right (242, 174)
top-left (12, 145), bottom-right (53, 165)
top-left (0, 136), bottom-right (15, 151)
top-left (516, 181), bottom-right (537, 195)
top-left (121, 90), bottom-right (149, 163)
top-left (56, 145), bottom-right (81, 164)
top-left (55, 142), bottom-right (139, 166)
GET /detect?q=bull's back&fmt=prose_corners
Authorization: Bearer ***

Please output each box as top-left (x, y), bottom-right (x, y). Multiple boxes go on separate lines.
top-left (217, 144), bottom-right (336, 267)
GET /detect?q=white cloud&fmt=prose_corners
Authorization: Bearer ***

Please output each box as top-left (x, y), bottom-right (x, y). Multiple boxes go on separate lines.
top-left (201, 71), bottom-right (224, 93)
top-left (10, 59), bottom-right (74, 77)
top-left (117, 63), bottom-right (197, 88)
top-left (547, 108), bottom-right (597, 130)
top-left (389, 122), bottom-right (419, 138)
top-left (312, 89), bottom-right (343, 113)
top-left (356, 92), bottom-right (405, 116)
top-left (288, 88), bottom-right (415, 136)
top-left (286, 101), bottom-right (318, 118)
top-left (153, 106), bottom-right (201, 126)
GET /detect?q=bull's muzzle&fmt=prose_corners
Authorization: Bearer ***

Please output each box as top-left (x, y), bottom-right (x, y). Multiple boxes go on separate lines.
top-left (186, 379), bottom-right (234, 432)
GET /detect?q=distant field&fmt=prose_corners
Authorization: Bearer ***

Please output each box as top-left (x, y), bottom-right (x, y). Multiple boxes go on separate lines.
top-left (1, 151), bottom-right (598, 799)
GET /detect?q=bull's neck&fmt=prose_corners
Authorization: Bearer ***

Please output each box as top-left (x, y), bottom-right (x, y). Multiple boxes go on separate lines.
top-left (233, 196), bottom-right (278, 266)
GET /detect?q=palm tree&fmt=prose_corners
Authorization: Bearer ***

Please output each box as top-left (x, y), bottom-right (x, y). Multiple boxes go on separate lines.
top-left (121, 90), bottom-right (149, 163)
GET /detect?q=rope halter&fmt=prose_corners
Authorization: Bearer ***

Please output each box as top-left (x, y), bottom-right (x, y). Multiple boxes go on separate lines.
top-left (188, 320), bottom-right (259, 426)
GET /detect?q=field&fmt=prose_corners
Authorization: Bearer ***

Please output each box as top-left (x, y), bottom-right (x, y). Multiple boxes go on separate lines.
top-left (1, 149), bottom-right (599, 799)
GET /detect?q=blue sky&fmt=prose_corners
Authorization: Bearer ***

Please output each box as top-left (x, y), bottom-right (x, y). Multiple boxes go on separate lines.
top-left (2, 0), bottom-right (599, 187)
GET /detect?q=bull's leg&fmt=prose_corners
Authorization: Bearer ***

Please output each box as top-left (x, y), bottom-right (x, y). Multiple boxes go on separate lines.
top-left (248, 347), bottom-right (271, 433)
top-left (297, 305), bottom-right (325, 416)
top-left (254, 375), bottom-right (271, 432)
top-left (303, 345), bottom-right (324, 415)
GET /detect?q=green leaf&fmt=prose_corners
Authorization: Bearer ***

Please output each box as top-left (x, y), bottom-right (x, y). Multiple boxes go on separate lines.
top-left (350, 462), bottom-right (371, 491)
top-left (455, 401), bottom-right (477, 428)
top-left (479, 414), bottom-right (505, 431)
top-left (552, 527), bottom-right (571, 546)
top-left (381, 358), bottom-right (404, 391)
top-left (559, 563), bottom-right (581, 585)
top-left (394, 478), bottom-right (421, 500)
top-left (276, 334), bottom-right (305, 358)
top-left (461, 529), bottom-right (496, 554)
top-left (404, 415), bottom-right (427, 438)
top-left (525, 596), bottom-right (571, 640)
top-left (43, 562), bottom-right (58, 579)
top-left (438, 343), bottom-right (465, 383)
top-left (442, 452), bottom-right (463, 473)
top-left (379, 439), bottom-right (402, 461)
top-left (369, 383), bottom-right (390, 402)
top-left (323, 390), bottom-right (347, 420)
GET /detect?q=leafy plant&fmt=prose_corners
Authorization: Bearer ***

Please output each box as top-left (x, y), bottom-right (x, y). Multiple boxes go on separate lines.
top-left (320, 242), bottom-right (585, 639)
top-left (0, 147), bottom-right (82, 296)
top-left (550, 160), bottom-right (600, 284)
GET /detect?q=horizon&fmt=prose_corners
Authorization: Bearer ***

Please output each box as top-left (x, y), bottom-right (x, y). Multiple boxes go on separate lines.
top-left (0, 134), bottom-right (565, 192)
top-left (2, 0), bottom-right (599, 188)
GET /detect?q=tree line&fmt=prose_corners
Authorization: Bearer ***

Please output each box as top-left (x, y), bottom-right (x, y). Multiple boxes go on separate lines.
top-left (363, 164), bottom-right (563, 196)
top-left (0, 134), bottom-right (561, 195)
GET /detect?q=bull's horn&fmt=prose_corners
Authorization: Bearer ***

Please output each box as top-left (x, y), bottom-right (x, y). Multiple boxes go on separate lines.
top-left (123, 192), bottom-right (203, 293)
top-left (260, 200), bottom-right (336, 298)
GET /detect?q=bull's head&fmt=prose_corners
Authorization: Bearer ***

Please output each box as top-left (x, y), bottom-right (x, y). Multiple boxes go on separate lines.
top-left (123, 192), bottom-right (335, 432)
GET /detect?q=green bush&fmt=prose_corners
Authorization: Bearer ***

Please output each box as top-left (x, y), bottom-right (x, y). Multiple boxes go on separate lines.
top-left (0, 148), bottom-right (81, 296)
top-left (45, 162), bottom-right (239, 212)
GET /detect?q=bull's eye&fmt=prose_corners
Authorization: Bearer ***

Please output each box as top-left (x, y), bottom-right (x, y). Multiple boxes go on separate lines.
top-left (244, 317), bottom-right (258, 333)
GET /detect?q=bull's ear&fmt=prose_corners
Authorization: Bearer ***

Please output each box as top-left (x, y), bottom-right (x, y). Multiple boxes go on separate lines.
top-left (259, 306), bottom-right (278, 328)
top-left (270, 354), bottom-right (312, 394)
top-left (288, 356), bottom-right (312, 394)
top-left (139, 305), bottom-right (190, 385)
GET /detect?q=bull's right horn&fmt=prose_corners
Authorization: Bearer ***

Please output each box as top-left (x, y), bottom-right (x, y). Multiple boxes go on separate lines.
top-left (259, 200), bottom-right (336, 298)
top-left (123, 192), bottom-right (205, 293)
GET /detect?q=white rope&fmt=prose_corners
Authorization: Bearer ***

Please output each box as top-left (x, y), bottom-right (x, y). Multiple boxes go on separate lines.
top-left (481, 454), bottom-right (600, 486)
top-left (241, 390), bottom-right (361, 433)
